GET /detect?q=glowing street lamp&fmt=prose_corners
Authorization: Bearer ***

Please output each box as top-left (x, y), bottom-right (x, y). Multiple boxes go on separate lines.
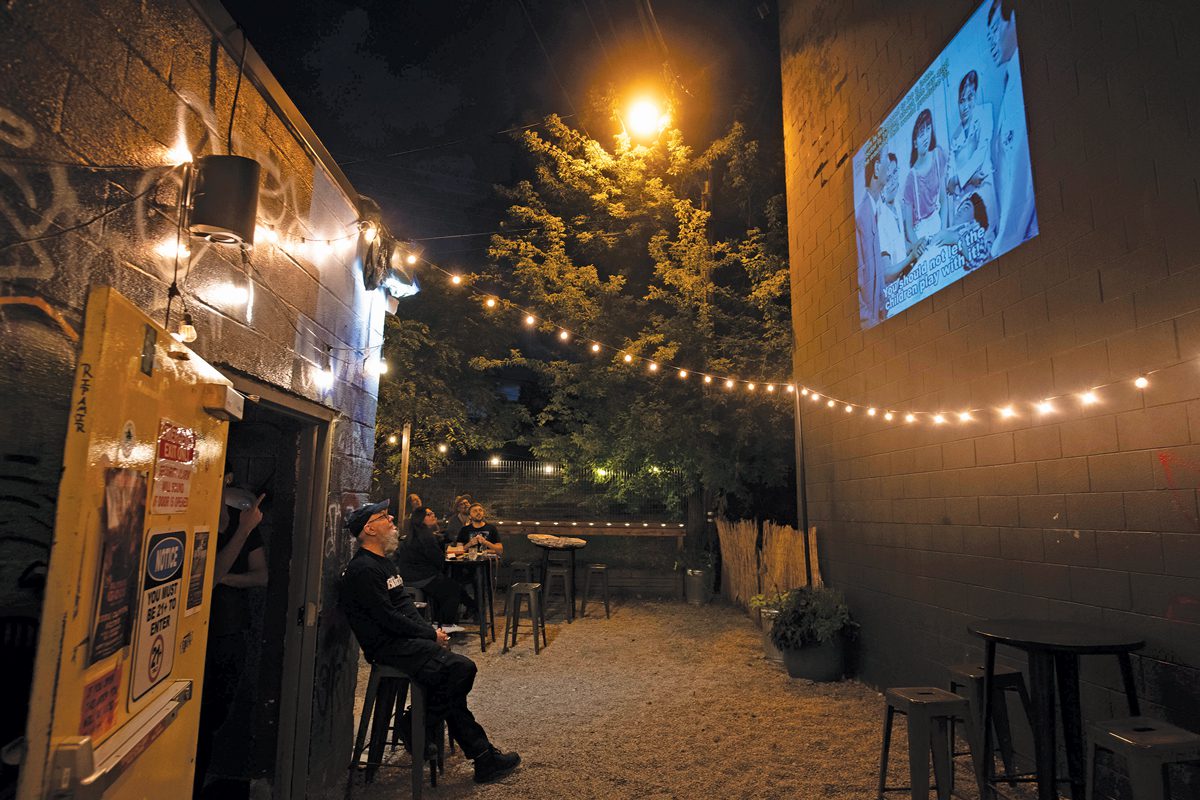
top-left (627, 98), bottom-right (669, 139)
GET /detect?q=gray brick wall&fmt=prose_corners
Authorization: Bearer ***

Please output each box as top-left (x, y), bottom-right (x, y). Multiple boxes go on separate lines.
top-left (1, 0), bottom-right (380, 792)
top-left (780, 0), bottom-right (1200, 750)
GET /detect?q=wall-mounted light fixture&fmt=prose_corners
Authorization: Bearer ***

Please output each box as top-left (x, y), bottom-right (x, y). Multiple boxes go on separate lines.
top-left (188, 155), bottom-right (262, 244)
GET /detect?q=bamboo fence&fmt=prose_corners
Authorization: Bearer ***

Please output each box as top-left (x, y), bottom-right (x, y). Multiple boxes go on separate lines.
top-left (716, 519), bottom-right (759, 606)
top-left (717, 519), bottom-right (823, 610)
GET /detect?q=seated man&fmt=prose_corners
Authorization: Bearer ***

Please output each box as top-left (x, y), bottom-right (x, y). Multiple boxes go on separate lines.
top-left (455, 502), bottom-right (504, 556)
top-left (339, 499), bottom-right (520, 783)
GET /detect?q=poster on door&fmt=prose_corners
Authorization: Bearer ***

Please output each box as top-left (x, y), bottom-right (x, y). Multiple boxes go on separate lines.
top-left (130, 529), bottom-right (185, 702)
top-left (89, 468), bottom-right (148, 665)
top-left (151, 419), bottom-right (195, 515)
top-left (185, 527), bottom-right (209, 615)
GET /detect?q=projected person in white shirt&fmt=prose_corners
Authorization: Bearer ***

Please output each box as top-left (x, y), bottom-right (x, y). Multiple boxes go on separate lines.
top-left (856, 153), bottom-right (886, 325)
top-left (987, 0), bottom-right (1038, 258)
top-left (948, 69), bottom-right (997, 228)
top-left (878, 154), bottom-right (925, 285)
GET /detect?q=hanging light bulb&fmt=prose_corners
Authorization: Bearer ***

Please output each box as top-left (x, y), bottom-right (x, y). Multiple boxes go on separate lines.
top-left (171, 312), bottom-right (198, 343)
top-left (623, 353), bottom-right (633, 363)
top-left (365, 357), bottom-right (388, 377)
top-left (884, 412), bottom-right (894, 421)
top-left (766, 384), bottom-right (775, 392)
top-left (437, 444), bottom-right (448, 453)
top-left (811, 393), bottom-right (820, 402)
top-left (801, 387), bottom-right (809, 396)
top-left (933, 414), bottom-right (946, 424)
top-left (525, 314), bottom-right (536, 326)
top-left (725, 379), bottom-right (735, 389)
top-left (1080, 391), bottom-right (1098, 405)
top-left (678, 369), bottom-right (688, 379)
top-left (958, 411), bottom-right (972, 422)
top-left (703, 375), bottom-right (712, 384)
top-left (485, 297), bottom-right (497, 308)
top-left (867, 408), bottom-right (876, 417)
top-left (1036, 400), bottom-right (1054, 414)
top-left (844, 405), bottom-right (853, 413)
top-left (362, 223), bottom-right (378, 243)
top-left (387, 434), bottom-right (398, 445)
top-left (648, 362), bottom-right (658, 372)
top-left (450, 275), bottom-right (462, 285)
top-left (747, 383), bottom-right (756, 391)
top-left (786, 385), bottom-right (795, 393)
top-left (1134, 376), bottom-right (1149, 389)
top-left (999, 406), bottom-right (1016, 418)
top-left (591, 343), bottom-right (601, 352)
top-left (559, 330), bottom-right (570, 341)
top-left (905, 413), bottom-right (916, 423)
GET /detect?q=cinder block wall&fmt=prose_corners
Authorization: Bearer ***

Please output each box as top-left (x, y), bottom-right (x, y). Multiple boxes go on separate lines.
top-left (779, 0), bottom-right (1200, 738)
top-left (0, 0), bottom-right (380, 791)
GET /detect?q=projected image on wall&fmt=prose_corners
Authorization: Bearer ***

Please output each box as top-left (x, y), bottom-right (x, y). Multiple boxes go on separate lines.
top-left (852, 0), bottom-right (1038, 329)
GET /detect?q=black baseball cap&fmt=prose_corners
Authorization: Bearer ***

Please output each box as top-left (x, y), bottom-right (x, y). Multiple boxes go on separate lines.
top-left (346, 499), bottom-right (390, 536)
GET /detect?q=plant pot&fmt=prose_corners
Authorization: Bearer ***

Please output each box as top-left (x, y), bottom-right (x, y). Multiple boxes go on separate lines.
top-left (683, 569), bottom-right (709, 605)
top-left (759, 608), bottom-right (784, 664)
top-left (781, 637), bottom-right (844, 681)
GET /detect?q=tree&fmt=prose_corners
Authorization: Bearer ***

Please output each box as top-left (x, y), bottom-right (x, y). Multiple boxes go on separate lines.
top-left (481, 113), bottom-right (793, 527)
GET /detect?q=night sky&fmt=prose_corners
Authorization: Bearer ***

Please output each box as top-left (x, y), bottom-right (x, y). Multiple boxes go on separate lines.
top-left (222, 0), bottom-right (782, 269)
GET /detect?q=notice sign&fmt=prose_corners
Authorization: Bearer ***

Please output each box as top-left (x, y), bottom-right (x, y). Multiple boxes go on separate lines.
top-left (151, 420), bottom-right (195, 515)
top-left (131, 530), bottom-right (185, 701)
top-left (185, 527), bottom-right (210, 615)
top-left (80, 663), bottom-right (122, 738)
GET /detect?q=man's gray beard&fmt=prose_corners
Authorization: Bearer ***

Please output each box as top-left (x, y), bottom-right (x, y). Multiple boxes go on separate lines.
top-left (382, 529), bottom-right (400, 556)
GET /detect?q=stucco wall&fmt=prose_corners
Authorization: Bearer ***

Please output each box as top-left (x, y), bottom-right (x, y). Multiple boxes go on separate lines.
top-left (779, 0), bottom-right (1200, 745)
top-left (0, 0), bottom-right (382, 792)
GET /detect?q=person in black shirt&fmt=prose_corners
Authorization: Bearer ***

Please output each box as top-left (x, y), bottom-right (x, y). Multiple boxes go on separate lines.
top-left (455, 503), bottom-right (503, 556)
top-left (339, 499), bottom-right (520, 784)
top-left (395, 507), bottom-right (470, 625)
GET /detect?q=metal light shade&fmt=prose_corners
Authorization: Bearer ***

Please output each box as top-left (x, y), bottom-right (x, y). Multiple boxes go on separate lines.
top-left (189, 155), bottom-right (261, 244)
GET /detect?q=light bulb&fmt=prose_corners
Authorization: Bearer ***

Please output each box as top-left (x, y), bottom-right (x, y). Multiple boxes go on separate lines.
top-left (747, 383), bottom-right (756, 391)
top-left (172, 312), bottom-right (197, 343)
top-left (958, 411), bottom-right (971, 422)
top-left (844, 405), bottom-right (853, 413)
top-left (1000, 406), bottom-right (1016, 418)
top-left (490, 456), bottom-right (501, 466)
top-left (826, 399), bottom-right (835, 407)
top-left (406, 253), bottom-right (418, 265)
top-left (526, 315), bottom-right (536, 325)
top-left (591, 343), bottom-right (601, 352)
top-left (559, 330), bottom-right (569, 341)
top-left (1135, 376), bottom-right (1149, 389)
top-left (648, 362), bottom-right (658, 372)
top-left (623, 353), bottom-right (633, 363)
top-left (800, 387), bottom-right (809, 396)
top-left (867, 408), bottom-right (876, 417)
top-left (1037, 400), bottom-right (1054, 414)
top-left (678, 369), bottom-right (688, 379)
top-left (166, 143), bottom-right (192, 165)
top-left (437, 444), bottom-right (448, 453)
top-left (767, 384), bottom-right (775, 392)
top-left (884, 412), bottom-right (894, 421)
top-left (905, 413), bottom-right (916, 423)
top-left (485, 297), bottom-right (496, 308)
top-left (933, 414), bottom-right (946, 424)
top-left (366, 358), bottom-right (388, 377)
top-left (811, 393), bottom-right (820, 402)
top-left (786, 385), bottom-right (795, 393)
top-left (387, 434), bottom-right (398, 445)
top-left (1080, 391), bottom-right (1098, 405)
top-left (363, 224), bottom-right (377, 243)
top-left (451, 275), bottom-right (462, 285)
top-left (703, 375), bottom-right (712, 384)
top-left (725, 380), bottom-right (734, 389)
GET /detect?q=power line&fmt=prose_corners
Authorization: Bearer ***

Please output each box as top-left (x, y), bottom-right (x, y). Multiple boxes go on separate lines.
top-left (515, 0), bottom-right (590, 139)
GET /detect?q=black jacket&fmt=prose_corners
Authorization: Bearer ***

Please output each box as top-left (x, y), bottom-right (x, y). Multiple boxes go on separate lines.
top-left (339, 548), bottom-right (438, 672)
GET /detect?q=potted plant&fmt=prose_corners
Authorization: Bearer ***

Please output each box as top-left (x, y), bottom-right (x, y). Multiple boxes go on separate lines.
top-left (677, 547), bottom-right (714, 605)
top-left (748, 591), bottom-right (788, 664)
top-left (768, 586), bottom-right (857, 681)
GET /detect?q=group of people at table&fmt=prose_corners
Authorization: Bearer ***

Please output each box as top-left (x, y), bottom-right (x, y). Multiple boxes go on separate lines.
top-left (394, 493), bottom-right (503, 627)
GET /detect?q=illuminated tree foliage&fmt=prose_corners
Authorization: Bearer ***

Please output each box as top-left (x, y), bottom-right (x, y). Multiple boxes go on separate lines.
top-left (480, 114), bottom-right (793, 521)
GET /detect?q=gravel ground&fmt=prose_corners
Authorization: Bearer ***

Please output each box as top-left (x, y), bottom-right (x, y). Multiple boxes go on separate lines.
top-left (337, 599), bottom-right (995, 800)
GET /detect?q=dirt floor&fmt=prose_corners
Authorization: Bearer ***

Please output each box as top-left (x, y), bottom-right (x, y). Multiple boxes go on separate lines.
top-left (336, 599), bottom-right (995, 800)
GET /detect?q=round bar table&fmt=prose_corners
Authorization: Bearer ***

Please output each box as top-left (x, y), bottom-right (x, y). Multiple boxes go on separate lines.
top-left (968, 618), bottom-right (1143, 800)
top-left (528, 534), bottom-right (587, 622)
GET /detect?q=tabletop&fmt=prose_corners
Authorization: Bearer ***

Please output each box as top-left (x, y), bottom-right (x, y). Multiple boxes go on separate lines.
top-left (527, 533), bottom-right (588, 549)
top-left (968, 618), bottom-right (1144, 654)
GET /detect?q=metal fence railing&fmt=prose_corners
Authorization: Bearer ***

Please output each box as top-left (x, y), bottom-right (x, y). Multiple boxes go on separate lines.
top-left (408, 460), bottom-right (686, 523)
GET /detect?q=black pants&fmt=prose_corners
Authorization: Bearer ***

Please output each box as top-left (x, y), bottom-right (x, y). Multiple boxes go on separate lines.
top-left (193, 632), bottom-right (246, 798)
top-left (395, 649), bottom-right (490, 759)
top-left (422, 575), bottom-right (470, 624)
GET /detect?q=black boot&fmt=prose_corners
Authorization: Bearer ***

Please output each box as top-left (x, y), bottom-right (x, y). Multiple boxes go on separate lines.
top-left (473, 746), bottom-right (521, 783)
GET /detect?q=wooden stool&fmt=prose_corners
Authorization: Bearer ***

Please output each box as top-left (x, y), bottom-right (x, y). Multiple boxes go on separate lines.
top-left (878, 687), bottom-right (977, 800)
top-left (1086, 716), bottom-right (1200, 800)
top-left (502, 582), bottom-right (547, 654)
top-left (580, 563), bottom-right (610, 618)
top-left (948, 661), bottom-right (1032, 789)
top-left (542, 565), bottom-right (573, 621)
top-left (349, 662), bottom-right (442, 797)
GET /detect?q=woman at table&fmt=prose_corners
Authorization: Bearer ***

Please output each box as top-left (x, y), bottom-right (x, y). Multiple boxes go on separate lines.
top-left (395, 506), bottom-right (471, 624)
top-left (455, 503), bottom-right (503, 557)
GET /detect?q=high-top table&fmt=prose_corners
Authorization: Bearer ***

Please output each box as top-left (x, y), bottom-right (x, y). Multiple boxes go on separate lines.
top-left (968, 618), bottom-right (1143, 800)
top-left (444, 552), bottom-right (498, 651)
top-left (527, 534), bottom-right (587, 622)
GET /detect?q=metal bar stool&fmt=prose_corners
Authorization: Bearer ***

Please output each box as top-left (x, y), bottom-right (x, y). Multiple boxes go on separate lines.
top-left (580, 563), bottom-right (610, 618)
top-left (505, 562), bottom-right (534, 613)
top-left (948, 661), bottom-right (1032, 791)
top-left (1086, 716), bottom-right (1200, 800)
top-left (502, 582), bottom-right (547, 654)
top-left (542, 564), bottom-right (573, 622)
top-left (349, 662), bottom-right (442, 797)
top-left (877, 687), bottom-right (979, 800)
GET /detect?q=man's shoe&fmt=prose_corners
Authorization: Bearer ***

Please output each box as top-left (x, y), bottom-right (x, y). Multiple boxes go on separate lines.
top-left (473, 746), bottom-right (521, 783)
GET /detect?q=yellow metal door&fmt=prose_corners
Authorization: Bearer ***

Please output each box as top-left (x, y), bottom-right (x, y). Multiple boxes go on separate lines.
top-left (19, 287), bottom-right (241, 800)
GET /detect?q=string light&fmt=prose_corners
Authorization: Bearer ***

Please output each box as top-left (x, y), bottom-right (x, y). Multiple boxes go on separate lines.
top-left (725, 379), bottom-right (734, 389)
top-left (451, 275), bottom-right (462, 285)
top-left (559, 330), bottom-right (570, 341)
top-left (767, 384), bottom-right (775, 392)
top-left (867, 408), bottom-right (876, 417)
top-left (365, 357), bottom-right (388, 377)
top-left (844, 405), bottom-right (852, 413)
top-left (786, 385), bottom-right (795, 393)
top-left (958, 411), bottom-right (971, 422)
top-left (1135, 376), bottom-right (1149, 389)
top-left (826, 399), bottom-right (835, 408)
top-left (800, 388), bottom-right (809, 396)
top-left (525, 315), bottom-right (536, 325)
top-left (884, 412), bottom-right (894, 421)
top-left (591, 343), bottom-right (601, 352)
top-left (387, 434), bottom-right (398, 445)
top-left (485, 297), bottom-right (496, 308)
top-left (1000, 406), bottom-right (1016, 418)
top-left (623, 353), bottom-right (633, 363)
top-left (905, 414), bottom-right (916, 423)
top-left (678, 369), bottom-right (688, 379)
top-left (747, 383), bottom-right (755, 391)
top-left (1036, 400), bottom-right (1054, 414)
top-left (438, 444), bottom-right (448, 453)
top-left (648, 362), bottom-right (658, 372)
top-left (811, 393), bottom-right (820, 402)
top-left (933, 414), bottom-right (946, 424)
top-left (171, 312), bottom-right (197, 343)
top-left (703, 375), bottom-right (712, 384)
top-left (1080, 391), bottom-right (1098, 405)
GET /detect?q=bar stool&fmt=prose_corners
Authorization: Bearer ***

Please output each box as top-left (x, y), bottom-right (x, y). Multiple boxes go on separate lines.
top-left (580, 563), bottom-right (610, 618)
top-left (349, 662), bottom-right (442, 797)
top-left (502, 582), bottom-right (547, 654)
top-left (543, 564), bottom-right (574, 621)
top-left (877, 687), bottom-right (977, 800)
top-left (1086, 716), bottom-right (1200, 800)
top-left (505, 562), bottom-right (534, 612)
top-left (947, 661), bottom-right (1032, 789)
